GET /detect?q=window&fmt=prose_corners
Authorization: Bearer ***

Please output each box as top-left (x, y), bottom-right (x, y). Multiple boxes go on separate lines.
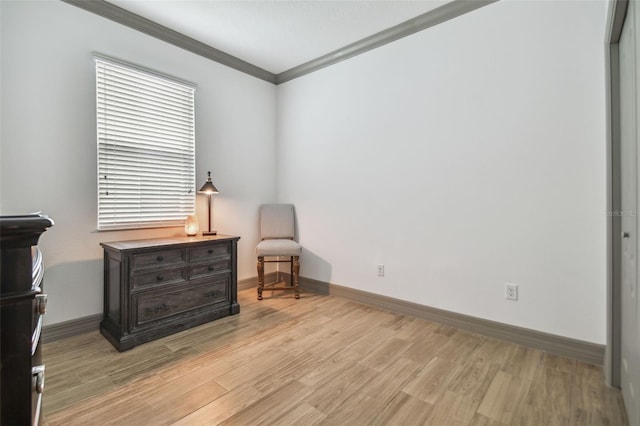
top-left (95, 56), bottom-right (196, 230)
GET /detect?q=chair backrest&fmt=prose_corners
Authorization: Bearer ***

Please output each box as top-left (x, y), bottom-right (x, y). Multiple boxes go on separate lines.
top-left (260, 204), bottom-right (295, 240)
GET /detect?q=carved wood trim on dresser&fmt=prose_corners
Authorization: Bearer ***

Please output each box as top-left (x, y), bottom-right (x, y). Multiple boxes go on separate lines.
top-left (0, 214), bottom-right (54, 426)
top-left (100, 235), bottom-right (240, 352)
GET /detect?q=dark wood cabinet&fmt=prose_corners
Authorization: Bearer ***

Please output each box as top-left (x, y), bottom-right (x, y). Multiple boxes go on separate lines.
top-left (0, 214), bottom-right (54, 426)
top-left (100, 235), bottom-right (240, 351)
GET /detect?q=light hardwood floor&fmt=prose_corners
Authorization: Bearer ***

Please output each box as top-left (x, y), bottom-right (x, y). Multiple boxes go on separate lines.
top-left (42, 287), bottom-right (628, 425)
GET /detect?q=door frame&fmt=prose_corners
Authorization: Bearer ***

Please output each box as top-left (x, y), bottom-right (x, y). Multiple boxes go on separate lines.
top-left (606, 0), bottom-right (629, 389)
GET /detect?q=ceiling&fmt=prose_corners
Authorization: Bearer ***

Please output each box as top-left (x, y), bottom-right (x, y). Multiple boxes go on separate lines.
top-left (106, 0), bottom-right (451, 74)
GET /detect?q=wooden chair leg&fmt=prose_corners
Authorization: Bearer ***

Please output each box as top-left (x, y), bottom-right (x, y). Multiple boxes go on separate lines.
top-left (290, 256), bottom-right (294, 287)
top-left (293, 255), bottom-right (300, 299)
top-left (257, 256), bottom-right (264, 300)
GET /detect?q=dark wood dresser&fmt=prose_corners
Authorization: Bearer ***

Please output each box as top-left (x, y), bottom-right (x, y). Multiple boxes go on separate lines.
top-left (0, 214), bottom-right (54, 426)
top-left (100, 235), bottom-right (240, 351)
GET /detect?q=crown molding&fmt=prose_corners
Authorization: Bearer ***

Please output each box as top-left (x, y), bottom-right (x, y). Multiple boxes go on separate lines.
top-left (606, 0), bottom-right (629, 44)
top-left (61, 0), bottom-right (277, 84)
top-left (63, 0), bottom-right (497, 85)
top-left (275, 0), bottom-right (499, 84)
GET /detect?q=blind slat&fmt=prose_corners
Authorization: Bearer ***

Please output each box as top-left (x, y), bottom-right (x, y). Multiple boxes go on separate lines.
top-left (96, 57), bottom-right (196, 230)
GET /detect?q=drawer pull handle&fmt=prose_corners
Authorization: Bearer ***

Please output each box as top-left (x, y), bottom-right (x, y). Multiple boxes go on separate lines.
top-left (208, 266), bottom-right (215, 271)
top-left (145, 303), bottom-right (170, 316)
top-left (207, 249), bottom-right (214, 254)
top-left (32, 365), bottom-right (45, 394)
top-left (31, 316), bottom-right (43, 356)
top-left (35, 294), bottom-right (48, 315)
top-left (157, 275), bottom-right (164, 281)
top-left (157, 255), bottom-right (164, 262)
top-left (204, 290), bottom-right (222, 299)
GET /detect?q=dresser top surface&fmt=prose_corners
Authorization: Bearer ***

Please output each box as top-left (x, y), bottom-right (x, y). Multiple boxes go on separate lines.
top-left (100, 234), bottom-right (240, 251)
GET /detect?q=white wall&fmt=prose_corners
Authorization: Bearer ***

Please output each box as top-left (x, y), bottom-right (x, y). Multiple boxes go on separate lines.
top-left (0, 0), bottom-right (609, 343)
top-left (277, 0), bottom-right (607, 343)
top-left (0, 1), bottom-right (277, 325)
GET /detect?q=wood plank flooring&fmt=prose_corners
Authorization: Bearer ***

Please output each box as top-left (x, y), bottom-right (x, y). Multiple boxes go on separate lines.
top-left (42, 287), bottom-right (628, 425)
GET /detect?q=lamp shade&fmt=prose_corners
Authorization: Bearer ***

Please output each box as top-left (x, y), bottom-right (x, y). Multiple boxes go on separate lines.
top-left (199, 171), bottom-right (219, 194)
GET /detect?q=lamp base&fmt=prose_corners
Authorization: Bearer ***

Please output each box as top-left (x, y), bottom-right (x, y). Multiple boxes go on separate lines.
top-left (203, 230), bottom-right (217, 236)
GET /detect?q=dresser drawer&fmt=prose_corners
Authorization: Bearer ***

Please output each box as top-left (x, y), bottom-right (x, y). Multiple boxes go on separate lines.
top-left (188, 243), bottom-right (231, 263)
top-left (131, 248), bottom-right (185, 270)
top-left (132, 267), bottom-right (187, 290)
top-left (101, 235), bottom-right (239, 351)
top-left (134, 277), bottom-right (229, 327)
top-left (189, 259), bottom-right (231, 280)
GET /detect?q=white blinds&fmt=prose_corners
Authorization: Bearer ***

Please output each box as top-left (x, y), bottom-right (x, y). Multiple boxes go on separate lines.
top-left (96, 57), bottom-right (196, 230)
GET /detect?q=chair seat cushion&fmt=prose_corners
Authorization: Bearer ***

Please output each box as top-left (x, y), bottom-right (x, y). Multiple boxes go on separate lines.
top-left (256, 239), bottom-right (302, 257)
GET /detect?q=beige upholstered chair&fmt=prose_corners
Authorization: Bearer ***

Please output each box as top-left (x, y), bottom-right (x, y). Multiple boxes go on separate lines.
top-left (256, 204), bottom-right (301, 300)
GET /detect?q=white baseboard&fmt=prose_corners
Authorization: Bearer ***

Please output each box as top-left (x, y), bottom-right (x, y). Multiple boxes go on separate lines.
top-left (42, 313), bottom-right (103, 344)
top-left (42, 273), bottom-right (606, 366)
top-left (295, 274), bottom-right (604, 366)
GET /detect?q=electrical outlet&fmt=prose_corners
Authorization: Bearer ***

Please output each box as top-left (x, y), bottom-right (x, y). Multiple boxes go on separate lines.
top-left (377, 264), bottom-right (385, 277)
top-left (505, 283), bottom-right (518, 301)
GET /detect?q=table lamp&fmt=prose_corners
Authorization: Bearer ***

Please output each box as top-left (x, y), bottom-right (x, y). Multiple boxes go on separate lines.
top-left (198, 171), bottom-right (219, 235)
